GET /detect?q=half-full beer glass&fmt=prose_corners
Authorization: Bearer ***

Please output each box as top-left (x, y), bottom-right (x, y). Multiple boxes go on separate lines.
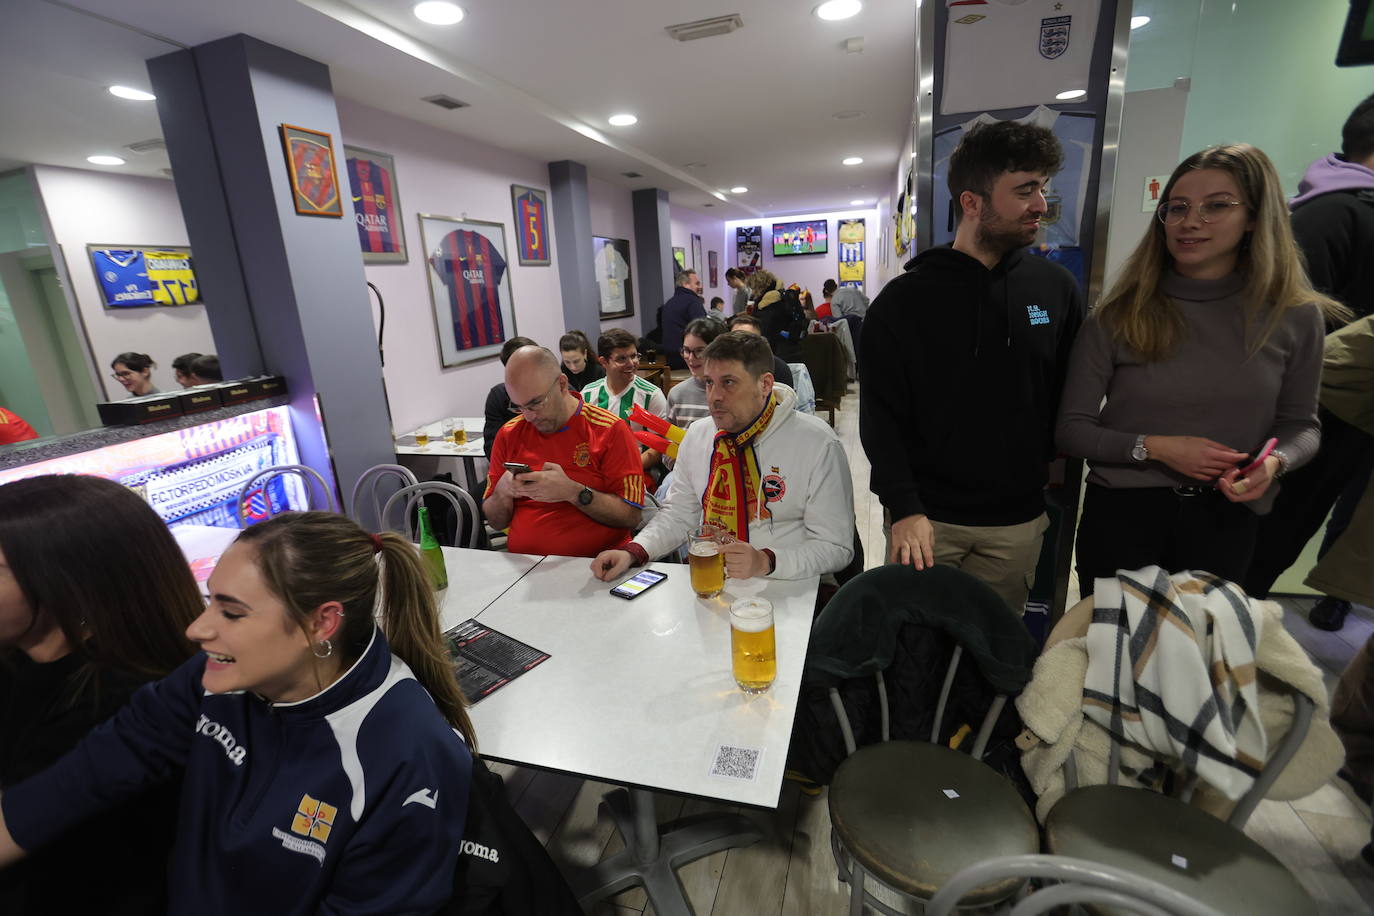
top-left (688, 525), bottom-right (726, 598)
top-left (730, 597), bottom-right (776, 693)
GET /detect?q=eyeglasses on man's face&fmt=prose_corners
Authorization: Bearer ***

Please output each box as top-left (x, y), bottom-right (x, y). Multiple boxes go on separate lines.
top-left (1156, 199), bottom-right (1246, 226)
top-left (513, 378), bottom-right (561, 413)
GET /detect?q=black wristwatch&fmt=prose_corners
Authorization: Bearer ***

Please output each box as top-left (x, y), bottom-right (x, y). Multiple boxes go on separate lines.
top-left (577, 485), bottom-right (594, 506)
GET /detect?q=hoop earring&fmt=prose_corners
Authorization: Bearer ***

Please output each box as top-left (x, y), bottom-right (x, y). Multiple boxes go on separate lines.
top-left (312, 638), bottom-right (333, 659)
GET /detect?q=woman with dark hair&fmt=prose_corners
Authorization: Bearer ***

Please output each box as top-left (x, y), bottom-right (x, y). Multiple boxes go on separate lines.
top-left (1058, 144), bottom-right (1348, 595)
top-left (558, 330), bottom-right (603, 391)
top-left (0, 512), bottom-right (477, 915)
top-left (110, 351), bottom-right (158, 397)
top-left (0, 474), bottom-right (200, 914)
top-left (172, 352), bottom-right (203, 388)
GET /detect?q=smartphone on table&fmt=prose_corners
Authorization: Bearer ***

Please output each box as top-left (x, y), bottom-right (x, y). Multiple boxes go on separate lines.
top-left (610, 569), bottom-right (668, 600)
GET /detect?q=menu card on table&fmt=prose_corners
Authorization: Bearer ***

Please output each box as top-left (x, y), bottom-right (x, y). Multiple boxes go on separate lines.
top-left (445, 618), bottom-right (550, 702)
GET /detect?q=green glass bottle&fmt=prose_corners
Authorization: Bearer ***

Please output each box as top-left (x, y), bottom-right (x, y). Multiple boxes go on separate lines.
top-left (417, 506), bottom-right (448, 590)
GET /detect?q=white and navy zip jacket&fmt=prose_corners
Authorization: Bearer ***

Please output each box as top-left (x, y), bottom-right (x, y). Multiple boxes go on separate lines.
top-left (2, 627), bottom-right (472, 915)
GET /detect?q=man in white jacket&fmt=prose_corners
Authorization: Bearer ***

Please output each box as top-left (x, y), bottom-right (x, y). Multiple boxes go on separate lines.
top-left (591, 331), bottom-right (854, 582)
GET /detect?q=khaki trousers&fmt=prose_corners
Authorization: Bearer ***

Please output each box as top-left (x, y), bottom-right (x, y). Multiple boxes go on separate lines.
top-left (885, 511), bottom-right (1049, 615)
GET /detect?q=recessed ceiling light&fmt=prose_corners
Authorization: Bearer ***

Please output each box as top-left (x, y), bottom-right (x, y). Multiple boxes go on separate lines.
top-left (608, 113), bottom-right (638, 126)
top-left (413, 2), bottom-right (465, 26)
top-left (815, 0), bottom-right (863, 22)
top-left (842, 156), bottom-right (864, 166)
top-left (1056, 89), bottom-right (1087, 100)
top-left (730, 186), bottom-right (748, 194)
top-left (850, 199), bottom-right (865, 206)
top-left (1130, 15), bottom-right (1150, 29)
top-left (86, 155), bottom-right (125, 166)
top-left (108, 85), bottom-right (156, 101)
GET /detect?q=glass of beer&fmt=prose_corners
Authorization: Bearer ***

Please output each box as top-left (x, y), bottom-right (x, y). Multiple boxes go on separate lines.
top-left (688, 525), bottom-right (725, 599)
top-left (730, 597), bottom-right (776, 693)
top-left (415, 426), bottom-right (430, 448)
top-left (453, 422), bottom-right (467, 445)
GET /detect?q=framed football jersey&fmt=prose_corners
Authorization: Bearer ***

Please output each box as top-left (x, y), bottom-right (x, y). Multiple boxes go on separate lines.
top-left (593, 236), bottom-right (634, 318)
top-left (420, 215), bottom-right (519, 368)
top-left (87, 244), bottom-right (202, 308)
top-left (343, 146), bottom-right (407, 264)
top-left (509, 184), bottom-right (551, 266)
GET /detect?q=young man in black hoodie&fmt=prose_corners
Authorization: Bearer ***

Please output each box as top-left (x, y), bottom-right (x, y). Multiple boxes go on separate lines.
top-left (859, 120), bottom-right (1084, 614)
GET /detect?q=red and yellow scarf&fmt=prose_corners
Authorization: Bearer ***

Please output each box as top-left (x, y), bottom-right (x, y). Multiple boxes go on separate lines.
top-left (702, 394), bottom-right (778, 541)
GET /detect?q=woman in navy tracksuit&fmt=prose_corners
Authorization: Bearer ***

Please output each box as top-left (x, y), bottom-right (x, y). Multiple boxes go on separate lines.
top-left (0, 512), bottom-right (477, 915)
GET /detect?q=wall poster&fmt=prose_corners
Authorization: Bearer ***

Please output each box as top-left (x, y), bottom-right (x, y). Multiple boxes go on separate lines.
top-left (708, 250), bottom-right (719, 287)
top-left (420, 214), bottom-right (518, 368)
top-left (672, 247), bottom-right (686, 271)
top-left (593, 236), bottom-right (634, 319)
top-left (279, 123), bottom-right (343, 217)
top-left (343, 146), bottom-right (406, 263)
top-left (735, 225), bottom-right (762, 274)
top-left (837, 218), bottom-right (865, 289)
top-left (510, 184), bottom-right (551, 266)
top-left (690, 233), bottom-right (703, 273)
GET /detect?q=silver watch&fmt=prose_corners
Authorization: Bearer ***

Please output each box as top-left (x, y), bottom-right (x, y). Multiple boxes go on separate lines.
top-left (1130, 434), bottom-right (1150, 462)
top-left (1269, 448), bottom-right (1290, 477)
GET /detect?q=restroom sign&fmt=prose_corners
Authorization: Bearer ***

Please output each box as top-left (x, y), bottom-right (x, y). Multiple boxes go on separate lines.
top-left (1142, 175), bottom-right (1168, 212)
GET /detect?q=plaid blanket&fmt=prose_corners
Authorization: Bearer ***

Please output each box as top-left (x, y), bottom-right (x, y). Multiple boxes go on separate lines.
top-left (1083, 567), bottom-right (1267, 800)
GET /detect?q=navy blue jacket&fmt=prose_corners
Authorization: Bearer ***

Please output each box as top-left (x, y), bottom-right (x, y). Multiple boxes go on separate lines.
top-left (3, 628), bottom-right (472, 915)
top-left (661, 286), bottom-right (706, 369)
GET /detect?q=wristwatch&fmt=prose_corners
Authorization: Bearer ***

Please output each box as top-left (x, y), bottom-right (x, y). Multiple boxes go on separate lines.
top-left (1269, 448), bottom-right (1290, 478)
top-left (1130, 434), bottom-right (1150, 462)
top-left (577, 485), bottom-right (594, 506)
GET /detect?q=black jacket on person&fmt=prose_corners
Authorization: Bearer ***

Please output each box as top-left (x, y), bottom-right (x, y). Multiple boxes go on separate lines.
top-left (483, 383), bottom-right (514, 459)
top-left (0, 651), bottom-right (178, 915)
top-left (859, 245), bottom-right (1084, 527)
top-left (561, 362), bottom-right (604, 393)
top-left (661, 286), bottom-right (706, 369)
top-left (1291, 188), bottom-right (1374, 321)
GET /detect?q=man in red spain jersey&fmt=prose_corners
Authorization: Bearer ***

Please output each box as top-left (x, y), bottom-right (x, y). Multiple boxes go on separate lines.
top-left (484, 347), bottom-right (644, 557)
top-left (428, 229), bottom-right (508, 351)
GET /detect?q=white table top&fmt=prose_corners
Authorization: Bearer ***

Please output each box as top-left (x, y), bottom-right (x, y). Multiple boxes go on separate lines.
top-left (464, 554), bottom-right (819, 808)
top-left (395, 417), bottom-right (486, 457)
top-left (437, 547), bottom-right (544, 632)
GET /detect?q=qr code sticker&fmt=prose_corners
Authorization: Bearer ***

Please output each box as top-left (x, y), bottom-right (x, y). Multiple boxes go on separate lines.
top-left (709, 744), bottom-right (762, 781)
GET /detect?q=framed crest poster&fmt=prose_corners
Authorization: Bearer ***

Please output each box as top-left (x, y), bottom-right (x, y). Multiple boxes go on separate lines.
top-left (280, 124), bottom-right (343, 217)
top-left (343, 146), bottom-right (406, 263)
top-left (510, 184), bottom-right (551, 266)
top-left (593, 236), bottom-right (634, 319)
top-left (420, 214), bottom-right (518, 368)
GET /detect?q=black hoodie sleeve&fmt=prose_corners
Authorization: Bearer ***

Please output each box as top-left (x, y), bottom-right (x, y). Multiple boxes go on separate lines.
top-left (859, 299), bottom-right (926, 520)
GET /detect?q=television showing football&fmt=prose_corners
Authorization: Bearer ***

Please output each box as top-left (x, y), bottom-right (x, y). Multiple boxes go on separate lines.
top-left (771, 219), bottom-right (828, 256)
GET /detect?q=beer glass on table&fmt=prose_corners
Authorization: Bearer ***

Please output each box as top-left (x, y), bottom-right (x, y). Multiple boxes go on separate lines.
top-left (453, 421), bottom-right (467, 445)
top-left (688, 525), bottom-right (726, 599)
top-left (729, 597), bottom-right (776, 693)
top-left (415, 426), bottom-right (430, 448)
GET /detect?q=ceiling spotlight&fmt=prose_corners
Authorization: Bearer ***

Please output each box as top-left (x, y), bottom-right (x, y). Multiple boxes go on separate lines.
top-left (850, 199), bottom-right (865, 206)
top-left (1055, 89), bottom-right (1087, 100)
top-left (413, 2), bottom-right (465, 25)
top-left (816, 0), bottom-right (863, 22)
top-left (730, 186), bottom-right (748, 194)
top-left (86, 155), bottom-right (126, 166)
top-left (608, 113), bottom-right (638, 126)
top-left (842, 156), bottom-right (864, 166)
top-left (108, 85), bottom-right (156, 101)
top-left (1130, 15), bottom-right (1150, 29)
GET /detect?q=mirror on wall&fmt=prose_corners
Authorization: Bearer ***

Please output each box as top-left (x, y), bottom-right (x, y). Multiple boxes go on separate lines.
top-left (0, 0), bottom-right (217, 439)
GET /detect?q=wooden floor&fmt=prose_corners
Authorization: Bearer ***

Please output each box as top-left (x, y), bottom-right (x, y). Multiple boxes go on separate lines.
top-left (488, 386), bottom-right (1374, 915)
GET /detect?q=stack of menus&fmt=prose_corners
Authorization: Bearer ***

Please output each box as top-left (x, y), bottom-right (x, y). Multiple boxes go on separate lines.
top-left (445, 618), bottom-right (550, 703)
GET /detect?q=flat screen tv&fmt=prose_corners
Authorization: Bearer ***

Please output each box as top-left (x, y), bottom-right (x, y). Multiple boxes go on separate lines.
top-left (1337, 0), bottom-right (1374, 66)
top-left (772, 220), bottom-right (828, 256)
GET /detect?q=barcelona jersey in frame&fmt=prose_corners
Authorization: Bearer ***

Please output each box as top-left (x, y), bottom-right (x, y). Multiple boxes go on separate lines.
top-left (347, 158), bottom-right (399, 254)
top-left (428, 230), bottom-right (508, 351)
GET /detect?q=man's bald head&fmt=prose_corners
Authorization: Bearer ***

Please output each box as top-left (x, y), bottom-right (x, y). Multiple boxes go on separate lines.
top-left (505, 346), bottom-right (574, 433)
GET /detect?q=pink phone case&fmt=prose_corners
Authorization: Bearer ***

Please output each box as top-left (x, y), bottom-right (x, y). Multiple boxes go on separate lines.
top-left (1238, 438), bottom-right (1278, 477)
